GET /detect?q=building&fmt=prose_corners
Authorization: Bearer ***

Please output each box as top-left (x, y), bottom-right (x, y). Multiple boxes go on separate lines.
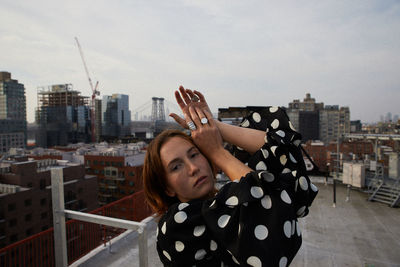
top-left (84, 143), bottom-right (145, 205)
top-left (0, 157), bottom-right (98, 248)
top-left (287, 93), bottom-right (350, 144)
top-left (0, 72), bottom-right (27, 153)
top-left (351, 120), bottom-right (362, 133)
top-left (102, 94), bottom-right (131, 139)
top-left (36, 84), bottom-right (92, 148)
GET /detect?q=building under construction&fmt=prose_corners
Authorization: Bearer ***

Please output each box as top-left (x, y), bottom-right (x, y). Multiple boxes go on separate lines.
top-left (36, 84), bottom-right (92, 148)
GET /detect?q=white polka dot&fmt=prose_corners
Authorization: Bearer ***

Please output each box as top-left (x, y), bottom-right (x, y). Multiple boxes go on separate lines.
top-left (161, 222), bottom-right (166, 234)
top-left (264, 135), bottom-right (268, 143)
top-left (291, 220), bottom-right (296, 236)
top-left (232, 255), bottom-right (240, 264)
top-left (299, 176), bottom-right (309, 190)
top-left (279, 256), bottom-right (288, 267)
top-left (233, 179), bottom-right (240, 183)
top-left (280, 190), bottom-right (292, 204)
top-left (178, 203), bottom-right (189, 210)
top-left (237, 146), bottom-right (244, 151)
top-left (238, 224), bottom-right (242, 235)
top-left (218, 215), bottom-right (231, 228)
top-left (295, 180), bottom-right (299, 192)
top-left (269, 106), bottom-right (278, 113)
top-left (280, 155), bottom-right (287, 165)
top-left (241, 119), bottom-right (250, 127)
top-left (243, 202), bottom-right (248, 207)
top-left (193, 225), bottom-right (206, 237)
top-left (283, 221), bottom-right (291, 238)
top-left (261, 195), bottom-right (272, 209)
top-left (163, 250), bottom-right (171, 261)
top-left (254, 225), bottom-right (268, 240)
top-left (252, 112), bottom-right (261, 123)
top-left (156, 226), bottom-right (159, 237)
top-left (251, 186), bottom-right (264, 199)
top-left (255, 161), bottom-right (267, 170)
top-left (247, 256), bottom-right (262, 267)
top-left (293, 139), bottom-right (301, 146)
top-left (289, 153), bottom-right (297, 163)
top-left (296, 221), bottom-right (301, 236)
top-left (311, 183), bottom-right (318, 192)
top-left (289, 121), bottom-right (296, 131)
top-left (270, 146), bottom-right (278, 155)
top-left (271, 119), bottom-right (280, 129)
top-left (210, 240), bottom-right (217, 251)
top-left (281, 168), bottom-right (291, 174)
top-left (226, 196), bottom-right (239, 206)
top-left (260, 171), bottom-right (274, 182)
top-left (175, 241), bottom-right (184, 252)
top-left (209, 199), bottom-right (216, 208)
top-left (195, 249), bottom-right (207, 260)
top-left (261, 149), bottom-right (269, 159)
top-left (174, 211), bottom-right (187, 224)
top-left (291, 170), bottom-right (297, 177)
top-left (276, 130), bottom-right (285, 137)
top-left (297, 206), bottom-right (306, 216)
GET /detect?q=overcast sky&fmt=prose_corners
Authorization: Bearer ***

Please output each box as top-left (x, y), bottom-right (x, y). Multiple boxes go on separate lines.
top-left (1, 0), bottom-right (399, 123)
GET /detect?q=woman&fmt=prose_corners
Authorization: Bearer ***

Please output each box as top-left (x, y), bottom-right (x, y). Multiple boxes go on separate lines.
top-left (143, 87), bottom-right (318, 267)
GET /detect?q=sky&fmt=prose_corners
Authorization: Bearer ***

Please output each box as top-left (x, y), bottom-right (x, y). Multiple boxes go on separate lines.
top-left (1, 0), bottom-right (399, 123)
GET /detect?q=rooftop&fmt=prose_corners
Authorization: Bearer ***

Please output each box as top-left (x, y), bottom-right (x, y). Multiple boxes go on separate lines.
top-left (73, 177), bottom-right (400, 266)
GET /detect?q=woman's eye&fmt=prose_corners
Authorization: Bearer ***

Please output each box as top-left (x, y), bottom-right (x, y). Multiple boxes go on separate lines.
top-left (191, 152), bottom-right (199, 158)
top-left (171, 163), bottom-right (181, 171)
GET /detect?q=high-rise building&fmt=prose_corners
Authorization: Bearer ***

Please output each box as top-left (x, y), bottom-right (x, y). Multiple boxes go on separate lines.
top-left (0, 72), bottom-right (27, 153)
top-left (287, 93), bottom-right (350, 144)
top-left (36, 84), bottom-right (91, 147)
top-left (101, 94), bottom-right (131, 138)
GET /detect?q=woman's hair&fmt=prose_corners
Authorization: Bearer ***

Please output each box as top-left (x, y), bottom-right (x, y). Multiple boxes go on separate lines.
top-left (143, 129), bottom-right (200, 216)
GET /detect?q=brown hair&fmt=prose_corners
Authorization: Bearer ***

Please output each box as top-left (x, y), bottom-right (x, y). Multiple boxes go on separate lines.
top-left (143, 129), bottom-right (200, 216)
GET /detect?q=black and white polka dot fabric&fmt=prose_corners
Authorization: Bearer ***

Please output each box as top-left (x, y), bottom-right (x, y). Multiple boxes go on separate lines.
top-left (156, 107), bottom-right (318, 267)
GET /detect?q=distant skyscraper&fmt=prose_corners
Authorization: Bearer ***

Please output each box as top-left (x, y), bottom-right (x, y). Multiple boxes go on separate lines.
top-left (102, 94), bottom-right (131, 138)
top-left (393, 114), bottom-right (399, 123)
top-left (287, 93), bottom-right (350, 144)
top-left (36, 84), bottom-right (91, 147)
top-left (0, 72), bottom-right (27, 152)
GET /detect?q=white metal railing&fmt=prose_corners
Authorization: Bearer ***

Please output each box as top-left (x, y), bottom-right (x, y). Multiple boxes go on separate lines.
top-left (51, 168), bottom-right (149, 267)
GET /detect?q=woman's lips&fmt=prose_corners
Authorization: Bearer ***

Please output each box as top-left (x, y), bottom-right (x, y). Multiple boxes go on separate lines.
top-left (194, 176), bottom-right (207, 187)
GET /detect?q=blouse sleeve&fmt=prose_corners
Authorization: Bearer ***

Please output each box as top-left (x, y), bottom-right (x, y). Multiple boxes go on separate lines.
top-left (199, 107), bottom-right (318, 266)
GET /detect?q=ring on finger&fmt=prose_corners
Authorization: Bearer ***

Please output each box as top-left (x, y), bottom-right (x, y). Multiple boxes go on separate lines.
top-left (200, 118), bottom-right (208, 125)
top-left (191, 95), bottom-right (199, 102)
top-left (187, 121), bottom-right (197, 131)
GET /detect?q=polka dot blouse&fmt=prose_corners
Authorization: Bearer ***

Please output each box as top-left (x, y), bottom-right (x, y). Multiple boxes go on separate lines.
top-left (156, 107), bottom-right (318, 267)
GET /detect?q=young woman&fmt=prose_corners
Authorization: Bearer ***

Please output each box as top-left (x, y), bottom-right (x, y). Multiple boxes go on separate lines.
top-left (143, 87), bottom-right (318, 267)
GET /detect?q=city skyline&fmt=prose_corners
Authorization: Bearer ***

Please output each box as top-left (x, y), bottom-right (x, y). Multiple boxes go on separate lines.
top-left (1, 0), bottom-right (399, 123)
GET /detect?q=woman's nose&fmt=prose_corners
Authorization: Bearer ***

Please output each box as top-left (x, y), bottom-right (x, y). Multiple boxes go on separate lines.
top-left (187, 161), bottom-right (200, 176)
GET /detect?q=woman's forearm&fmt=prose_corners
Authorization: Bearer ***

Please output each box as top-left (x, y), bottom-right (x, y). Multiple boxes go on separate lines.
top-left (214, 120), bottom-right (265, 154)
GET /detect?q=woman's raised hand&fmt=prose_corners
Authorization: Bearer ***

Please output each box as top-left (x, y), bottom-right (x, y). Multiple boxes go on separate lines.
top-left (169, 86), bottom-right (212, 129)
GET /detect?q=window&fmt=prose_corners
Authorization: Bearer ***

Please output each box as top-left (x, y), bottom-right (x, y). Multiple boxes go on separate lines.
top-left (25, 214), bottom-right (32, 222)
top-left (10, 234), bottom-right (18, 243)
top-left (8, 203), bottom-right (16, 212)
top-left (40, 198), bottom-right (47, 206)
top-left (40, 179), bottom-right (46, 190)
top-left (26, 228), bottom-right (33, 237)
top-left (41, 212), bottom-right (47, 219)
top-left (24, 199), bottom-right (32, 207)
top-left (86, 160), bottom-right (91, 166)
top-left (129, 171), bottom-right (135, 177)
top-left (9, 218), bottom-right (17, 227)
top-left (129, 181), bottom-right (135, 187)
top-left (94, 160), bottom-right (98, 165)
top-left (41, 225), bottom-right (48, 231)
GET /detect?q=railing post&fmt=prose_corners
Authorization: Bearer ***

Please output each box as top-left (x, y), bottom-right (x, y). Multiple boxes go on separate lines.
top-left (51, 167), bottom-right (68, 267)
top-left (138, 225), bottom-right (148, 267)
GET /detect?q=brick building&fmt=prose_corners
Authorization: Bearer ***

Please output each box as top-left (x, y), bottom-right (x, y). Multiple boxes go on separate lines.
top-left (0, 158), bottom-right (98, 248)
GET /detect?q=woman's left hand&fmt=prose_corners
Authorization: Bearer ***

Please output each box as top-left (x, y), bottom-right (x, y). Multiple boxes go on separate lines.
top-left (169, 86), bottom-right (212, 129)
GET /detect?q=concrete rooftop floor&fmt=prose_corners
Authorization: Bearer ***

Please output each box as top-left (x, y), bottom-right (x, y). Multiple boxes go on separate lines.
top-left (74, 177), bottom-right (400, 267)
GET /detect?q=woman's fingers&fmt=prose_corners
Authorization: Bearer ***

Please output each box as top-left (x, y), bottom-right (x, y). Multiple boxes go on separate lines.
top-left (178, 86), bottom-right (192, 105)
top-left (169, 113), bottom-right (188, 129)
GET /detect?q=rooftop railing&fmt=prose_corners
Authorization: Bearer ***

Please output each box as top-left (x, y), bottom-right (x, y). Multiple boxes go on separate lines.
top-left (0, 168), bottom-right (153, 267)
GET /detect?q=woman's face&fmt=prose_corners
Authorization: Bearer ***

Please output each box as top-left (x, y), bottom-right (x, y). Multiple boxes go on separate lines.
top-left (160, 136), bottom-right (215, 203)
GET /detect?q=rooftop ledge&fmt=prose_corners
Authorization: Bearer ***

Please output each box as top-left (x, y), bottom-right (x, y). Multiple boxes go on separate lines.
top-left (71, 177), bottom-right (400, 267)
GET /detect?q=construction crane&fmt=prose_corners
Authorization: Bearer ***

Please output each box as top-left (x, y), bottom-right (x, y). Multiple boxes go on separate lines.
top-left (75, 37), bottom-right (100, 143)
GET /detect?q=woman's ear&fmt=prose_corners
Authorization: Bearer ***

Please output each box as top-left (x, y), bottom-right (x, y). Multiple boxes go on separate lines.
top-left (165, 186), bottom-right (176, 198)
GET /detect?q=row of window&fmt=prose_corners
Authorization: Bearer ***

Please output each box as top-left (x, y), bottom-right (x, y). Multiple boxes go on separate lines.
top-left (8, 212), bottom-right (48, 227)
top-left (8, 198), bottom-right (47, 211)
top-left (86, 160), bottom-right (123, 167)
